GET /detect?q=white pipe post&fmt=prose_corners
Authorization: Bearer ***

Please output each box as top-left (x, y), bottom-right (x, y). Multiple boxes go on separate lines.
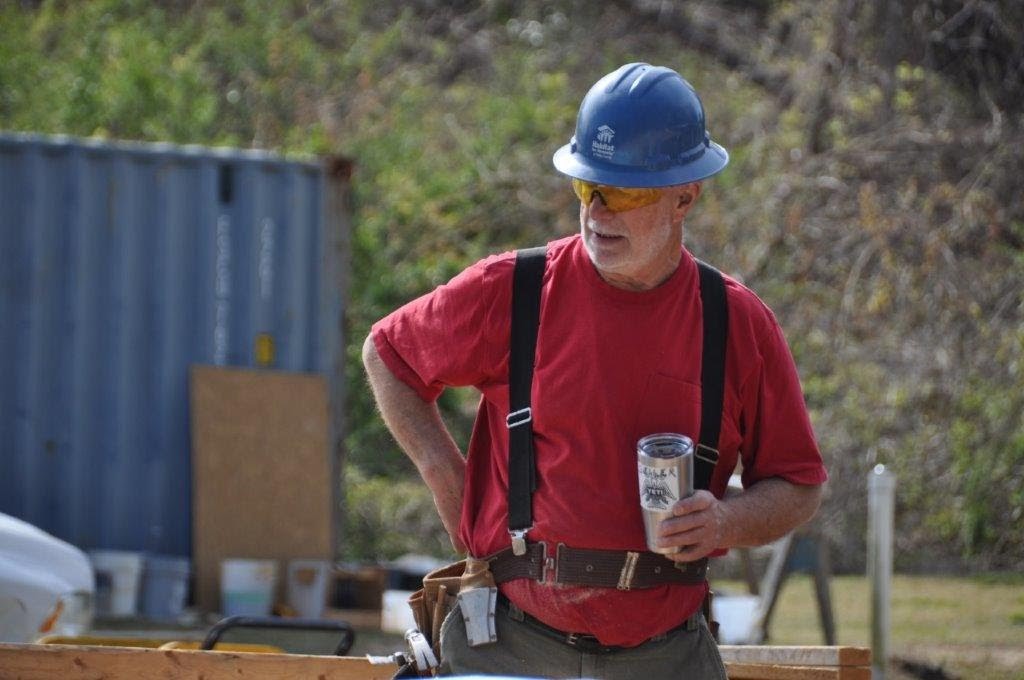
top-left (868, 464), bottom-right (895, 680)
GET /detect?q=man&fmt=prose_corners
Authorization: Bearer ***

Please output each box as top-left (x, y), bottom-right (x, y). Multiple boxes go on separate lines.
top-left (363, 63), bottom-right (827, 678)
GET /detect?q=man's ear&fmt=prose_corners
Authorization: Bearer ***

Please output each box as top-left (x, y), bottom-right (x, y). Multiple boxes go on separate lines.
top-left (676, 182), bottom-right (702, 211)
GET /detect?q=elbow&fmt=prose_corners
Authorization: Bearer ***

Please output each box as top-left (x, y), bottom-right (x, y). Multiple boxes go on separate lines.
top-left (362, 332), bottom-right (403, 396)
top-left (801, 482), bottom-right (825, 525)
top-left (361, 332), bottom-right (378, 370)
top-left (362, 332), bottom-right (387, 388)
top-left (361, 332), bottom-right (392, 401)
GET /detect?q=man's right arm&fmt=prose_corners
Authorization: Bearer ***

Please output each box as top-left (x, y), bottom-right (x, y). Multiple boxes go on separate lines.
top-left (361, 333), bottom-right (468, 554)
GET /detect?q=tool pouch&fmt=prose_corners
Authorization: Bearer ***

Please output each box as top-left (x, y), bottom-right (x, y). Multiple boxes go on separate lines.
top-left (407, 557), bottom-right (498, 662)
top-left (408, 560), bottom-right (464, 661)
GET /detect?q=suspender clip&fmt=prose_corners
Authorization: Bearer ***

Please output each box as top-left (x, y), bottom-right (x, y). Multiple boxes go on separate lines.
top-left (509, 528), bottom-right (530, 556)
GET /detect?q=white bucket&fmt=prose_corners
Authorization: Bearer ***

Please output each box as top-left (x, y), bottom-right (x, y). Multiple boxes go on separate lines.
top-left (713, 594), bottom-right (760, 644)
top-left (381, 589), bottom-right (417, 633)
top-left (220, 559), bottom-right (278, 617)
top-left (286, 559), bottom-right (331, 619)
top-left (89, 550), bottom-right (144, 618)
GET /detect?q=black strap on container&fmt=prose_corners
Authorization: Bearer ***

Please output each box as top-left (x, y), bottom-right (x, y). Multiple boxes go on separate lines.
top-left (695, 260), bottom-right (728, 491)
top-left (507, 246), bottom-right (547, 534)
top-left (506, 251), bottom-right (728, 542)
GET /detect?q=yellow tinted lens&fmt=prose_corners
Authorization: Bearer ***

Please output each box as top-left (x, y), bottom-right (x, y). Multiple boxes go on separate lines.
top-left (571, 179), bottom-right (662, 212)
top-left (571, 179), bottom-right (593, 203)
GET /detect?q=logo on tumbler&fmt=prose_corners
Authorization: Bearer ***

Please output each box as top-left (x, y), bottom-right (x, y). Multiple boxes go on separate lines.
top-left (639, 466), bottom-right (679, 510)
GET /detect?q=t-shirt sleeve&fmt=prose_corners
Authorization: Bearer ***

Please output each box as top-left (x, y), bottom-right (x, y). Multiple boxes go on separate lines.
top-left (370, 255), bottom-right (513, 402)
top-left (738, 304), bottom-right (828, 488)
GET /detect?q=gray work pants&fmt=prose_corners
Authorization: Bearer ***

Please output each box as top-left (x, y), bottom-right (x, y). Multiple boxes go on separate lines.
top-left (438, 600), bottom-right (728, 679)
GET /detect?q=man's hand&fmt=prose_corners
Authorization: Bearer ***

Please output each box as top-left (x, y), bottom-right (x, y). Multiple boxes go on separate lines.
top-left (657, 478), bottom-right (824, 562)
top-left (420, 463), bottom-right (468, 555)
top-left (657, 490), bottom-right (728, 562)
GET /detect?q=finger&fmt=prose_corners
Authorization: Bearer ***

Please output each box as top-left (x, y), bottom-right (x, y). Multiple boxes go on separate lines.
top-left (660, 503), bottom-right (716, 535)
top-left (659, 527), bottom-right (710, 555)
top-left (658, 514), bottom-right (703, 537)
top-left (671, 490), bottom-right (715, 516)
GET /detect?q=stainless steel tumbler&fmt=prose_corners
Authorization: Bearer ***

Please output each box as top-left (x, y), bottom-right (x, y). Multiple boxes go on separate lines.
top-left (637, 433), bottom-right (694, 554)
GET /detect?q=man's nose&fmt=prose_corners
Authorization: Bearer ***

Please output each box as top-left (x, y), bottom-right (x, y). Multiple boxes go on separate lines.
top-left (587, 193), bottom-right (614, 218)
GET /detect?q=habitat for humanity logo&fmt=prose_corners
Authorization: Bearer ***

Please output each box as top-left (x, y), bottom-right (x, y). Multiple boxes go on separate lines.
top-left (592, 125), bottom-right (615, 160)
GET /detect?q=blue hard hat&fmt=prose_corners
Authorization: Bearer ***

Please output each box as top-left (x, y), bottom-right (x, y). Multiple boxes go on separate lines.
top-left (552, 63), bottom-right (729, 188)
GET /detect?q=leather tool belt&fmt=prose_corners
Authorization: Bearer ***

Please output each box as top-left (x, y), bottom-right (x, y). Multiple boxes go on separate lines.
top-left (487, 542), bottom-right (708, 590)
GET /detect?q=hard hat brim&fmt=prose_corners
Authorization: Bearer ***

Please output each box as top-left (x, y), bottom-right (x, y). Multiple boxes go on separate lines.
top-left (551, 140), bottom-right (729, 188)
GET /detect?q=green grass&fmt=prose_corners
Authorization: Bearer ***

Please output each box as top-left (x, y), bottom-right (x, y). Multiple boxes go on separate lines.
top-left (716, 574), bottom-right (1024, 680)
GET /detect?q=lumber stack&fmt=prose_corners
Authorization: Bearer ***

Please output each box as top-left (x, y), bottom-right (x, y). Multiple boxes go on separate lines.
top-left (0, 642), bottom-right (870, 679)
top-left (721, 645), bottom-right (872, 680)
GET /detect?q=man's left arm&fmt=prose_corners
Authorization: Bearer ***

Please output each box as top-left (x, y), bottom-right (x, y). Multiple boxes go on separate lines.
top-left (658, 478), bottom-right (824, 562)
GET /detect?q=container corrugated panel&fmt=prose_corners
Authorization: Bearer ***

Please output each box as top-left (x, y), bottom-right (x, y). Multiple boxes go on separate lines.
top-left (0, 132), bottom-right (350, 557)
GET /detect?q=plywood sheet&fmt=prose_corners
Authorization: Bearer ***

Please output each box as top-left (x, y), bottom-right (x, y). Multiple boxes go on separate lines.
top-left (190, 365), bottom-right (334, 612)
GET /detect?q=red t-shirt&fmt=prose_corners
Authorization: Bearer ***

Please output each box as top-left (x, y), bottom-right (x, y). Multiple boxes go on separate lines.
top-left (372, 235), bottom-right (827, 646)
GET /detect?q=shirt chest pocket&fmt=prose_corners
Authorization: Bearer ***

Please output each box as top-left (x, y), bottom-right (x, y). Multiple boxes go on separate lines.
top-left (632, 372), bottom-right (703, 443)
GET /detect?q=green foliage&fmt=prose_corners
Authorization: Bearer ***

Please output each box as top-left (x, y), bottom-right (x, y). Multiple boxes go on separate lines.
top-left (2, 1), bottom-right (209, 141)
top-left (341, 466), bottom-right (455, 561)
top-left (949, 378), bottom-right (1024, 562)
top-left (3, 0), bottom-right (1022, 567)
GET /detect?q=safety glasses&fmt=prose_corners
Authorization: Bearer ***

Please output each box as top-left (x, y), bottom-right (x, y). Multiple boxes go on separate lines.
top-left (571, 179), bottom-right (663, 213)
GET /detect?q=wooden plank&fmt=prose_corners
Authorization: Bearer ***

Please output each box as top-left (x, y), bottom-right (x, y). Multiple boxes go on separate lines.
top-left (0, 643), bottom-right (396, 680)
top-left (726, 663), bottom-right (836, 680)
top-left (725, 662), bottom-right (870, 680)
top-left (190, 365), bottom-right (334, 613)
top-left (720, 646), bottom-right (871, 667)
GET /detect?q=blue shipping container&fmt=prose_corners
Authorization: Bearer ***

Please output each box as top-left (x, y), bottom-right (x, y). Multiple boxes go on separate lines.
top-left (0, 132), bottom-right (351, 557)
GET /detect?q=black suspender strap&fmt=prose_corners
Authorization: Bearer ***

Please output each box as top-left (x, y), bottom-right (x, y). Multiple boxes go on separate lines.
top-left (507, 246), bottom-right (546, 555)
top-left (695, 260), bottom-right (728, 491)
